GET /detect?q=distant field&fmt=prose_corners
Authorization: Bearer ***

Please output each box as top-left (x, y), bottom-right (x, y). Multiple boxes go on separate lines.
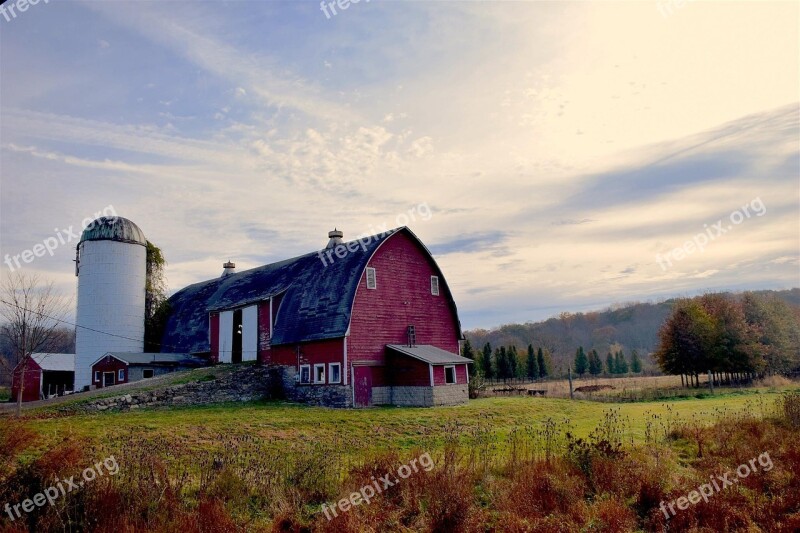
top-left (486, 373), bottom-right (784, 401)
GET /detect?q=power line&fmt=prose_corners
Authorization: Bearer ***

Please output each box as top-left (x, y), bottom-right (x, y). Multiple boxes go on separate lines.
top-left (0, 298), bottom-right (185, 352)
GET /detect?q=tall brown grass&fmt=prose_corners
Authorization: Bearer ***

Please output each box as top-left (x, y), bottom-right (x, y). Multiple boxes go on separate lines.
top-left (1, 394), bottom-right (799, 532)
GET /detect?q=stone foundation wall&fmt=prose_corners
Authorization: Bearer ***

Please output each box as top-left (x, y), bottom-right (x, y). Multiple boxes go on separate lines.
top-left (389, 386), bottom-right (434, 406)
top-left (277, 366), bottom-right (352, 408)
top-left (371, 386), bottom-right (392, 405)
top-left (432, 383), bottom-right (468, 406)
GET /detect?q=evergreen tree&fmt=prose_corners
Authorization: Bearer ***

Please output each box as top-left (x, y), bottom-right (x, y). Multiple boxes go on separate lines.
top-left (462, 339), bottom-right (476, 376)
top-left (481, 342), bottom-right (493, 379)
top-left (630, 349), bottom-right (642, 373)
top-left (606, 352), bottom-right (615, 375)
top-left (526, 344), bottom-right (539, 380)
top-left (537, 347), bottom-right (548, 378)
top-left (496, 347), bottom-right (510, 382)
top-left (574, 346), bottom-right (588, 376)
top-left (614, 351), bottom-right (629, 374)
top-left (588, 349), bottom-right (603, 376)
top-left (508, 346), bottom-right (518, 378)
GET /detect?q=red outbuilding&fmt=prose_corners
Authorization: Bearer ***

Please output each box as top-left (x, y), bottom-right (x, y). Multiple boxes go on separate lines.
top-left (10, 353), bottom-right (74, 403)
top-left (161, 227), bottom-right (471, 407)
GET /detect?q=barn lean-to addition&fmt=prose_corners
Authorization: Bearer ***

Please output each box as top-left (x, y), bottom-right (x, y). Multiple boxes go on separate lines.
top-left (161, 227), bottom-right (471, 407)
top-left (90, 352), bottom-right (207, 388)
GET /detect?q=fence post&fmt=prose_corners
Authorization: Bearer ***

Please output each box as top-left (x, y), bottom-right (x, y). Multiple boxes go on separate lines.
top-left (568, 365), bottom-right (574, 400)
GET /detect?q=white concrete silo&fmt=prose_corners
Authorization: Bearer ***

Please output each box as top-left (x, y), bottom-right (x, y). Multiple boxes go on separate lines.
top-left (74, 217), bottom-right (147, 390)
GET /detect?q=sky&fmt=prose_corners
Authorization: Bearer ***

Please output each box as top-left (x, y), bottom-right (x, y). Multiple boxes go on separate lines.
top-left (0, 0), bottom-right (798, 330)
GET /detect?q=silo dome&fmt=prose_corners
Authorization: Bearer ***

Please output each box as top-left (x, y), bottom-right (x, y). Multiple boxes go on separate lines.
top-left (74, 216), bottom-right (147, 391)
top-left (79, 216), bottom-right (147, 246)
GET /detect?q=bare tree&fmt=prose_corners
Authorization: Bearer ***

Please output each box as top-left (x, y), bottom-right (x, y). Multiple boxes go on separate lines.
top-left (0, 273), bottom-right (72, 415)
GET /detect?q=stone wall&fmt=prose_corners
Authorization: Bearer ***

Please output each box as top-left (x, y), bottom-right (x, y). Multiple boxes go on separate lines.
top-left (70, 365), bottom-right (273, 413)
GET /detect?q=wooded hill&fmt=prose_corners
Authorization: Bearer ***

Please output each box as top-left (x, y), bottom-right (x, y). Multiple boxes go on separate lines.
top-left (465, 288), bottom-right (800, 377)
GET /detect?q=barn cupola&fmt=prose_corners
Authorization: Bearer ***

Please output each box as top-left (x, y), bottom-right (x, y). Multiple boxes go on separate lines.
top-left (221, 260), bottom-right (236, 277)
top-left (326, 228), bottom-right (344, 249)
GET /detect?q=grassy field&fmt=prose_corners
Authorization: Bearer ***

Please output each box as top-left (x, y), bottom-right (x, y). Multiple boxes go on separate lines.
top-left (3, 381), bottom-right (798, 531)
top-left (14, 383), bottom-right (797, 461)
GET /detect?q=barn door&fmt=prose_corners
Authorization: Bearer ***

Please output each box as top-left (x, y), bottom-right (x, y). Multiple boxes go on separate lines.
top-left (353, 366), bottom-right (372, 407)
top-left (219, 310), bottom-right (233, 363)
top-left (241, 305), bottom-right (258, 362)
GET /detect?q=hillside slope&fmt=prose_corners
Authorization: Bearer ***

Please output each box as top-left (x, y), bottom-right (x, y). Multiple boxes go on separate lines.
top-left (465, 288), bottom-right (800, 374)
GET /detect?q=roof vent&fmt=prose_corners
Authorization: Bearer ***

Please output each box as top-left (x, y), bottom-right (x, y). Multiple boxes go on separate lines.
top-left (326, 228), bottom-right (344, 249)
top-left (221, 260), bottom-right (236, 277)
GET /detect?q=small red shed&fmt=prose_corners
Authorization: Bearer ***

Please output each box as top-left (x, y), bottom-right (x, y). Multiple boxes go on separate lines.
top-left (11, 353), bottom-right (75, 402)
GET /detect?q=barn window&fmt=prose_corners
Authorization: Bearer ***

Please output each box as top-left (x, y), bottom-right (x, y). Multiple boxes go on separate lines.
top-left (329, 363), bottom-right (341, 384)
top-left (118, 369), bottom-right (124, 381)
top-left (143, 369), bottom-right (154, 379)
top-left (94, 371), bottom-right (99, 382)
top-left (431, 276), bottom-right (439, 296)
top-left (366, 267), bottom-right (377, 289)
top-left (444, 365), bottom-right (456, 384)
top-left (313, 364), bottom-right (326, 384)
top-left (299, 365), bottom-right (310, 384)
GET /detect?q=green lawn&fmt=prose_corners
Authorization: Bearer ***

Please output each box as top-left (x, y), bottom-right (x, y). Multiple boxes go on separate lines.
top-left (17, 385), bottom-right (796, 461)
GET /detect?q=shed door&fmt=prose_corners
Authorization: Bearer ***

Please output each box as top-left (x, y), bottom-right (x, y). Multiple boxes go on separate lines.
top-left (219, 310), bottom-right (233, 363)
top-left (103, 372), bottom-right (115, 388)
top-left (242, 305), bottom-right (258, 362)
top-left (353, 366), bottom-right (372, 407)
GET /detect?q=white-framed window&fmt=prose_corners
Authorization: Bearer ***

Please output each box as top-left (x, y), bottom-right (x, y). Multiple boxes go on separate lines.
top-left (94, 371), bottom-right (100, 382)
top-left (143, 369), bottom-right (154, 379)
top-left (299, 364), bottom-right (311, 384)
top-left (329, 363), bottom-right (342, 384)
top-left (366, 267), bottom-right (377, 289)
top-left (431, 275), bottom-right (440, 296)
top-left (444, 365), bottom-right (456, 384)
top-left (118, 369), bottom-right (125, 381)
top-left (313, 364), bottom-right (326, 384)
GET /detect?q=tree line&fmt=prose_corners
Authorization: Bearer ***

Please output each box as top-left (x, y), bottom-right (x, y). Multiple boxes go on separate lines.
top-left (654, 291), bottom-right (800, 386)
top-left (572, 346), bottom-right (642, 377)
top-left (461, 340), bottom-right (553, 381)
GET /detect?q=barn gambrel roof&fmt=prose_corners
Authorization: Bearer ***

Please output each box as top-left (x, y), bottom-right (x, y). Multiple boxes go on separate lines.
top-left (161, 227), bottom-right (461, 354)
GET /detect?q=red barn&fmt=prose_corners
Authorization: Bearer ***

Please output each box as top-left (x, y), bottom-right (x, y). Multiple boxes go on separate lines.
top-left (11, 353), bottom-right (74, 402)
top-left (161, 227), bottom-right (471, 407)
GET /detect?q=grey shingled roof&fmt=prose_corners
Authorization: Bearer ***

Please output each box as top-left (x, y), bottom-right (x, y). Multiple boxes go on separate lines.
top-left (386, 344), bottom-right (473, 365)
top-left (100, 352), bottom-right (206, 366)
top-left (160, 227), bottom-right (462, 354)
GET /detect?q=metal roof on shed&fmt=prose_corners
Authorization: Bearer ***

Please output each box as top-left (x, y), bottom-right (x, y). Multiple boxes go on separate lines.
top-left (386, 345), bottom-right (473, 365)
top-left (31, 353), bottom-right (74, 372)
top-left (95, 352), bottom-right (206, 366)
